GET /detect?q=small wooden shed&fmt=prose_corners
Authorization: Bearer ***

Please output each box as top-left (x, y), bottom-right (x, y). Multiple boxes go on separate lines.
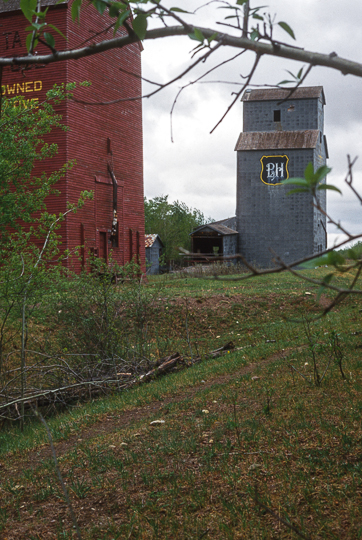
top-left (145, 234), bottom-right (164, 275)
top-left (190, 218), bottom-right (238, 260)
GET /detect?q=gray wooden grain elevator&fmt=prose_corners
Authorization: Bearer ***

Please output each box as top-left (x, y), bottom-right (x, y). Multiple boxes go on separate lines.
top-left (235, 86), bottom-right (328, 267)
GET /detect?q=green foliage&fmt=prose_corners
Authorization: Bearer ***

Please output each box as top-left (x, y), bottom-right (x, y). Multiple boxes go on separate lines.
top-left (278, 21), bottom-right (295, 40)
top-left (282, 161), bottom-right (334, 195)
top-left (0, 84), bottom-right (93, 429)
top-left (337, 240), bottom-right (362, 259)
top-left (144, 195), bottom-right (209, 264)
top-left (16, 0), bottom-right (298, 58)
top-left (0, 86), bottom-right (74, 252)
top-left (43, 259), bottom-right (154, 367)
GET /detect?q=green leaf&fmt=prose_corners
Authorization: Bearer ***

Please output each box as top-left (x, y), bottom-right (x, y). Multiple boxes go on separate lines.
top-left (71, 0), bottom-right (82, 22)
top-left (282, 177), bottom-right (308, 186)
top-left (317, 184), bottom-right (342, 194)
top-left (48, 24), bottom-right (67, 40)
top-left (93, 0), bottom-right (107, 15)
top-left (109, 2), bottom-right (123, 17)
top-left (109, 5), bottom-right (119, 17)
top-left (314, 165), bottom-right (332, 183)
top-left (286, 187), bottom-right (309, 194)
top-left (35, 10), bottom-right (47, 19)
top-left (25, 22), bottom-right (44, 31)
top-left (286, 69), bottom-right (298, 80)
top-left (297, 67), bottom-right (304, 79)
top-left (250, 29), bottom-right (259, 41)
top-left (113, 10), bottom-right (130, 34)
top-left (322, 272), bottom-right (334, 285)
top-left (207, 32), bottom-right (218, 45)
top-left (20, 0), bottom-right (37, 22)
top-left (194, 27), bottom-right (205, 42)
top-left (278, 21), bottom-right (296, 40)
top-left (303, 250), bottom-right (346, 269)
top-left (44, 32), bottom-right (55, 48)
top-left (277, 80), bottom-right (294, 86)
top-left (189, 28), bottom-right (205, 42)
top-left (304, 162), bottom-right (315, 182)
top-left (26, 32), bottom-right (33, 52)
top-left (300, 254), bottom-right (330, 269)
top-left (252, 14), bottom-right (263, 20)
top-left (132, 14), bottom-right (147, 40)
top-left (170, 7), bottom-right (190, 13)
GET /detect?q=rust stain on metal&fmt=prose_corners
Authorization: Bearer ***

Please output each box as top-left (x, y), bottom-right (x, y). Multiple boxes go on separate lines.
top-left (145, 234), bottom-right (158, 248)
top-left (234, 130), bottom-right (320, 151)
top-left (242, 86), bottom-right (325, 103)
top-left (191, 224), bottom-right (238, 237)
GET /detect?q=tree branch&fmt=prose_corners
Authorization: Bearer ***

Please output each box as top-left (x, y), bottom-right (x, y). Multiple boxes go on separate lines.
top-left (2, 26), bottom-right (362, 81)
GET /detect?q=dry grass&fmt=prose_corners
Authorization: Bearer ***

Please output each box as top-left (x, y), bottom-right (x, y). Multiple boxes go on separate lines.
top-left (1, 268), bottom-right (362, 539)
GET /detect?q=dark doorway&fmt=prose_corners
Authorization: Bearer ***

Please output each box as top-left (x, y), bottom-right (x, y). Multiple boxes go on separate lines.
top-left (99, 231), bottom-right (108, 262)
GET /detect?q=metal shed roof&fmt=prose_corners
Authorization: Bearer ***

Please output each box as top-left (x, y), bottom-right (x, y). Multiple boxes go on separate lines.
top-left (145, 234), bottom-right (164, 248)
top-left (234, 130), bottom-right (320, 151)
top-left (191, 223), bottom-right (238, 236)
top-left (242, 86), bottom-right (325, 104)
top-left (0, 0), bottom-right (66, 12)
top-left (210, 216), bottom-right (237, 231)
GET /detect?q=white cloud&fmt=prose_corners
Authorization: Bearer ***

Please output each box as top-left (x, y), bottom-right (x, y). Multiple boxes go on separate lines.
top-left (143, 0), bottom-right (362, 244)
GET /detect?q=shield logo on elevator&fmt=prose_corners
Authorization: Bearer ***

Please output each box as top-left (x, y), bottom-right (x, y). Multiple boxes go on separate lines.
top-left (260, 155), bottom-right (289, 185)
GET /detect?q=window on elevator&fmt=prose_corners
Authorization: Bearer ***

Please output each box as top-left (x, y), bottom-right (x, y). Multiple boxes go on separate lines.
top-left (273, 109), bottom-right (281, 122)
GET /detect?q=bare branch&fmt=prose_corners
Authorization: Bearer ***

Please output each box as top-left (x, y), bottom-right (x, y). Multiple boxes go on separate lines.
top-left (210, 52), bottom-right (260, 133)
top-left (242, 1), bottom-right (250, 38)
top-left (344, 155), bottom-right (361, 204)
top-left (72, 43), bottom-right (222, 107)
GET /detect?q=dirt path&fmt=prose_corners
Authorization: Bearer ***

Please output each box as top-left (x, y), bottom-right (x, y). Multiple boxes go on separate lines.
top-left (5, 348), bottom-right (292, 472)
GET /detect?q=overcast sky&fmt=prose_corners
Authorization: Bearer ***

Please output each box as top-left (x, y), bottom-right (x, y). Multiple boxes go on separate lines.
top-left (141, 0), bottom-right (362, 248)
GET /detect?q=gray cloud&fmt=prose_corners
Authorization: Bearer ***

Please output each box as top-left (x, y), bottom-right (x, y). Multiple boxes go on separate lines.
top-left (143, 1), bottom-right (362, 245)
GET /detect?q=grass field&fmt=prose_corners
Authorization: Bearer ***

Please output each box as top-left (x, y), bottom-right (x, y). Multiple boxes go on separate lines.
top-left (0, 268), bottom-right (361, 539)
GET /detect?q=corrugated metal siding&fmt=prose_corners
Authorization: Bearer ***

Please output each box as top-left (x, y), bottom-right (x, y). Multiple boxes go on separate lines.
top-left (235, 130), bottom-right (319, 151)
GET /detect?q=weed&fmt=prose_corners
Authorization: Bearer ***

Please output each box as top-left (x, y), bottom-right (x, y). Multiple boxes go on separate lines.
top-left (0, 507), bottom-right (7, 531)
top-left (1, 268), bottom-right (362, 539)
top-left (69, 475), bottom-right (91, 499)
top-left (330, 330), bottom-right (346, 379)
top-left (262, 387), bottom-right (273, 416)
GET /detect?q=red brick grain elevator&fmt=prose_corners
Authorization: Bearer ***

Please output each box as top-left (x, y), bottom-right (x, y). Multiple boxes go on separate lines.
top-left (0, 0), bottom-right (145, 273)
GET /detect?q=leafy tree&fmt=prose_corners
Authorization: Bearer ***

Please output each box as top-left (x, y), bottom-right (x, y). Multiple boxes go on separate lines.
top-left (0, 86), bottom-right (92, 428)
top-left (144, 195), bottom-right (208, 264)
top-left (0, 88), bottom-right (72, 252)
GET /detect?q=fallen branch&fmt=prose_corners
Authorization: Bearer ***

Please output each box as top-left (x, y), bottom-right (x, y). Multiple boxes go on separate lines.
top-left (0, 343), bottom-right (235, 419)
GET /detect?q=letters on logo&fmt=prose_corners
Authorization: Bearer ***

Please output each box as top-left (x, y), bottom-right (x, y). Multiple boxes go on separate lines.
top-left (260, 155), bottom-right (289, 185)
